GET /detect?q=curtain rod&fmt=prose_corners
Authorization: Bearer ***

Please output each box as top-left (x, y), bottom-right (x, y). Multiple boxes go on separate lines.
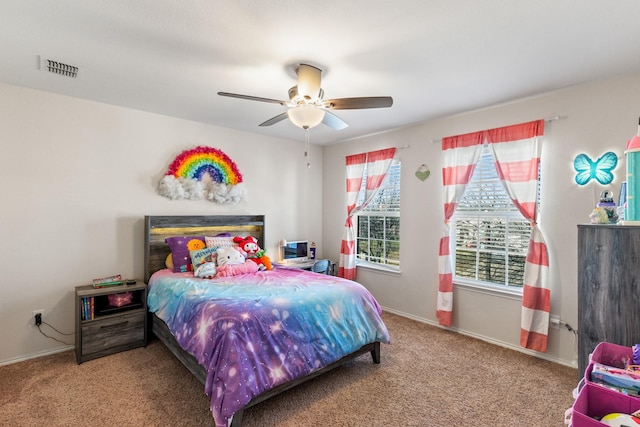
top-left (429, 115), bottom-right (564, 144)
top-left (338, 145), bottom-right (409, 160)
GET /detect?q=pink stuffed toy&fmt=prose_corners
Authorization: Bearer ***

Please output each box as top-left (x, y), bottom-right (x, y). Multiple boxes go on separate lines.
top-left (232, 236), bottom-right (272, 270)
top-left (215, 246), bottom-right (259, 277)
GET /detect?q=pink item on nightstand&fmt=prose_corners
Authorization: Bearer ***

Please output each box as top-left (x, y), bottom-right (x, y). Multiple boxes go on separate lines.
top-left (108, 292), bottom-right (132, 307)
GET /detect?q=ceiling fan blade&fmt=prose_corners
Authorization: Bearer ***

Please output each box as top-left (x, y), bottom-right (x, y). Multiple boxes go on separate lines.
top-left (259, 112), bottom-right (289, 127)
top-left (323, 96), bottom-right (393, 110)
top-left (218, 92), bottom-right (287, 106)
top-left (322, 111), bottom-right (348, 130)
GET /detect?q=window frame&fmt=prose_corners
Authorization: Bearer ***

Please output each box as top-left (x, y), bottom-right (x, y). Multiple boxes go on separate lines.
top-left (450, 144), bottom-right (538, 295)
top-left (355, 160), bottom-right (401, 273)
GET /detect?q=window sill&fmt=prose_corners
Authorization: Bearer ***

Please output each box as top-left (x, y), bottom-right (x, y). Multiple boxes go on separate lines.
top-left (356, 261), bottom-right (401, 276)
top-left (453, 279), bottom-right (522, 301)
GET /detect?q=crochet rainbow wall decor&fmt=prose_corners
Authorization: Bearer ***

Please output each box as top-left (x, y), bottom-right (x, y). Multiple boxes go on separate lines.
top-left (158, 146), bottom-right (246, 204)
top-left (167, 146), bottom-right (243, 185)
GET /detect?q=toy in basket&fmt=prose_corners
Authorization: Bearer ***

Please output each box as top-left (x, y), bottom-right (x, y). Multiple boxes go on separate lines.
top-left (107, 292), bottom-right (133, 307)
top-left (587, 342), bottom-right (640, 396)
top-left (600, 411), bottom-right (640, 426)
top-left (571, 343), bottom-right (640, 426)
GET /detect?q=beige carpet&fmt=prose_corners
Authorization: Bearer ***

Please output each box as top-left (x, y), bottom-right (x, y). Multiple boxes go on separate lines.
top-left (0, 312), bottom-right (577, 426)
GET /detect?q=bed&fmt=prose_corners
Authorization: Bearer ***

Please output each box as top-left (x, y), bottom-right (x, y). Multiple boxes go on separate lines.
top-left (144, 215), bottom-right (390, 427)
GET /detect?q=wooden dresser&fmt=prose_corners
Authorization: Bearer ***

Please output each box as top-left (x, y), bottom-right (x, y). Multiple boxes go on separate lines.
top-left (577, 224), bottom-right (640, 378)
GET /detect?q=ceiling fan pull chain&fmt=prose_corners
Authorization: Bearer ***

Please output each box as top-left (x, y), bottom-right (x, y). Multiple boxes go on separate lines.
top-left (304, 127), bottom-right (311, 168)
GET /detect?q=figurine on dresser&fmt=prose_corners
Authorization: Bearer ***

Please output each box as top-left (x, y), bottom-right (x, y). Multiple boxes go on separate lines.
top-left (590, 190), bottom-right (618, 224)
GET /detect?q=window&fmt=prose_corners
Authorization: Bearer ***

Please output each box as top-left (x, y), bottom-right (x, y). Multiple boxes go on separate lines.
top-left (356, 160), bottom-right (401, 268)
top-left (451, 145), bottom-right (537, 290)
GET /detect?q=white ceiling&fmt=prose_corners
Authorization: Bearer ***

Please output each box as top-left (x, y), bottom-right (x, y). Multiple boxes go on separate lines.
top-left (2, 1), bottom-right (640, 145)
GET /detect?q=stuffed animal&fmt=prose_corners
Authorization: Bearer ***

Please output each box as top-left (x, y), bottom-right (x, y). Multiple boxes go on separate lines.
top-left (215, 246), bottom-right (259, 277)
top-left (233, 235), bottom-right (259, 257)
top-left (194, 262), bottom-right (216, 279)
top-left (233, 236), bottom-right (272, 270)
top-left (190, 247), bottom-right (217, 279)
top-left (216, 246), bottom-right (245, 266)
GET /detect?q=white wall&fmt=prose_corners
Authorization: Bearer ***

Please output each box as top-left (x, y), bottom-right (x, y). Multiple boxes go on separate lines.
top-left (0, 83), bottom-right (323, 363)
top-left (4, 71), bottom-right (639, 367)
top-left (322, 71), bottom-right (640, 367)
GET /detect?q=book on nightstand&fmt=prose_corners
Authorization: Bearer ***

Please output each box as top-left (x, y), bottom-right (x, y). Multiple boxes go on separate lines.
top-left (81, 297), bottom-right (96, 320)
top-left (92, 274), bottom-right (123, 288)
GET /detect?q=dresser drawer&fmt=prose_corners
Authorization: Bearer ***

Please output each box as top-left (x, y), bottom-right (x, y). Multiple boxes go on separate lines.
top-left (81, 311), bottom-right (145, 356)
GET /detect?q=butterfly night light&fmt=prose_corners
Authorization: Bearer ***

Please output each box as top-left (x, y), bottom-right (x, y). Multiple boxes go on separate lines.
top-left (573, 152), bottom-right (618, 186)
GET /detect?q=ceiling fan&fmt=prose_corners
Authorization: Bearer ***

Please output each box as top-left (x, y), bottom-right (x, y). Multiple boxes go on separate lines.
top-left (218, 63), bottom-right (393, 131)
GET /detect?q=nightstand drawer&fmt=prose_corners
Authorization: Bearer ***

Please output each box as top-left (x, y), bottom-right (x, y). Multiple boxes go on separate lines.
top-left (81, 311), bottom-right (145, 355)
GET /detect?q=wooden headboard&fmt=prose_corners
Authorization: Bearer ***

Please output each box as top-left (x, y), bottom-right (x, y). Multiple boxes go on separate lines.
top-left (144, 215), bottom-right (265, 283)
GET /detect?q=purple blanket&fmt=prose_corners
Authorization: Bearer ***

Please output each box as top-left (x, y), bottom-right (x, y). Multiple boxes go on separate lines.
top-left (148, 267), bottom-right (390, 426)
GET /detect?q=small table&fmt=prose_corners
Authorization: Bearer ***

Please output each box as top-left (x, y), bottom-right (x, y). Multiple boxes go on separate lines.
top-left (74, 281), bottom-right (147, 364)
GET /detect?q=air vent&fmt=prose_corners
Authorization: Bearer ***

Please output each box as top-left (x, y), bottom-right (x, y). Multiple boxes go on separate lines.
top-left (40, 56), bottom-right (79, 78)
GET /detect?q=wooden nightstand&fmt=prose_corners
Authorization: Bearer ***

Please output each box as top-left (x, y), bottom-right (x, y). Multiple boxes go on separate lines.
top-left (75, 281), bottom-right (147, 364)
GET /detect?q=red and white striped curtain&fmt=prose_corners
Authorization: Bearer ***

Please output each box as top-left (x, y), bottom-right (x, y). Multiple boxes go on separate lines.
top-left (487, 120), bottom-right (549, 352)
top-left (339, 147), bottom-right (396, 280)
top-left (437, 133), bottom-right (484, 326)
top-left (437, 119), bottom-right (550, 352)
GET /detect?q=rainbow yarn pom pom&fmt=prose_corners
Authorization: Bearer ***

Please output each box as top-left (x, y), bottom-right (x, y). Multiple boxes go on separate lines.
top-left (165, 146), bottom-right (243, 185)
top-left (158, 146), bottom-right (246, 204)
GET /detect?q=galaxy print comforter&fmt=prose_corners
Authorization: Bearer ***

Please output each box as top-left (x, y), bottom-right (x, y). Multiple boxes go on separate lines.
top-left (147, 267), bottom-right (390, 427)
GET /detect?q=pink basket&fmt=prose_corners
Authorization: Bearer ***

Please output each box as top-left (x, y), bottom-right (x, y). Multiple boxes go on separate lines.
top-left (107, 292), bottom-right (133, 307)
top-left (585, 342), bottom-right (635, 387)
top-left (572, 383), bottom-right (640, 426)
top-left (590, 342), bottom-right (633, 370)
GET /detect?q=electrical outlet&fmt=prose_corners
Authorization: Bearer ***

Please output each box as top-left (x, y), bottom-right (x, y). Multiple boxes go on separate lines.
top-left (32, 309), bottom-right (44, 326)
top-left (550, 315), bottom-right (560, 329)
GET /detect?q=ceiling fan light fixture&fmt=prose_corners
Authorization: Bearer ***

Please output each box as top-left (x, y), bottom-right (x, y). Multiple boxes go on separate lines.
top-left (287, 105), bottom-right (325, 129)
top-left (218, 60), bottom-right (392, 131)
top-left (296, 64), bottom-right (321, 99)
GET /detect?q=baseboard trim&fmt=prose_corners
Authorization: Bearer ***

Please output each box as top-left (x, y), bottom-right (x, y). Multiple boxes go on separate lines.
top-left (4, 311), bottom-right (573, 369)
top-left (0, 345), bottom-right (74, 367)
top-left (381, 306), bottom-right (576, 369)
